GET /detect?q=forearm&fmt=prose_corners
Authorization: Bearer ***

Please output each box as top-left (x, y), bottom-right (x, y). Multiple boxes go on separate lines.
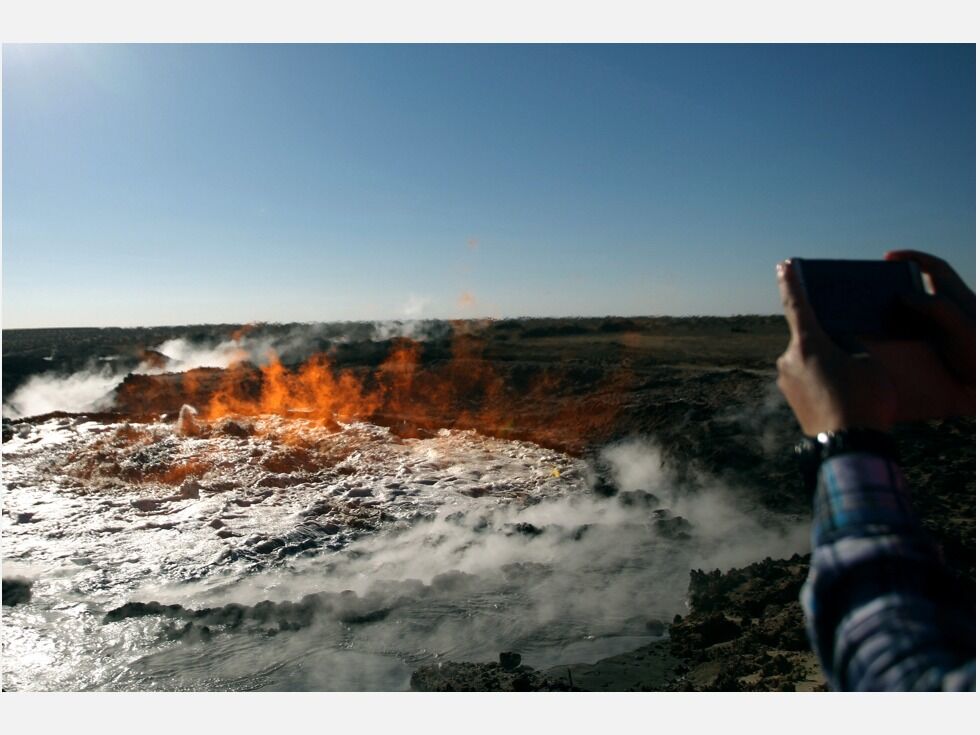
top-left (800, 452), bottom-right (975, 691)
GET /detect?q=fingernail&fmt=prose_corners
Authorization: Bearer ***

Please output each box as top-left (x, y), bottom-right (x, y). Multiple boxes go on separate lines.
top-left (776, 262), bottom-right (785, 276)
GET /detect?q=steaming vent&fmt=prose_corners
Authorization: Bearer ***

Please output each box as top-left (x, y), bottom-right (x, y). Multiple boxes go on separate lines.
top-left (2, 330), bottom-right (807, 691)
top-left (2, 407), bottom-right (807, 691)
top-left (176, 404), bottom-right (200, 437)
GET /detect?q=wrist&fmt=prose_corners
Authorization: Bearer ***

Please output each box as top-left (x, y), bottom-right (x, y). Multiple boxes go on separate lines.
top-left (795, 428), bottom-right (898, 494)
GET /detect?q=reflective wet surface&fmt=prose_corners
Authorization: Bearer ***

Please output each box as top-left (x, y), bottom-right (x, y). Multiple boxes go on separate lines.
top-left (3, 416), bottom-right (804, 690)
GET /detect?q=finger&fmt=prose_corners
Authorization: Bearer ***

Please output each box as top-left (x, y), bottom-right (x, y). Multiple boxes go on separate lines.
top-left (895, 292), bottom-right (975, 382)
top-left (885, 249), bottom-right (956, 278)
top-left (776, 351), bottom-right (792, 375)
top-left (885, 250), bottom-right (975, 311)
top-left (865, 341), bottom-right (974, 421)
top-left (776, 259), bottom-right (822, 341)
top-left (898, 291), bottom-right (962, 332)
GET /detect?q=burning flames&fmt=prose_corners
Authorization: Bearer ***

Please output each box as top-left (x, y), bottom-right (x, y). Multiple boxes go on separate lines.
top-left (115, 332), bottom-right (632, 451)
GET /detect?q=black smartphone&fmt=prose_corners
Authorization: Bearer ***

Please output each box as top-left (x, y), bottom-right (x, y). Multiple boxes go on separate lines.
top-left (793, 258), bottom-right (927, 344)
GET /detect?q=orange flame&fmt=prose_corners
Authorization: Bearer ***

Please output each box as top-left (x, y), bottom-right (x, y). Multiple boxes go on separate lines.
top-left (115, 332), bottom-right (632, 452)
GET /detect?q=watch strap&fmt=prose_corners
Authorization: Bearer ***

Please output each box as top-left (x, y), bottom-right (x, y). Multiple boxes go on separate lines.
top-left (795, 428), bottom-right (897, 493)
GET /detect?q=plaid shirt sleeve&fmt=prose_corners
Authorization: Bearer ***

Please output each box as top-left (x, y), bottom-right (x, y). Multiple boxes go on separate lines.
top-left (800, 452), bottom-right (976, 691)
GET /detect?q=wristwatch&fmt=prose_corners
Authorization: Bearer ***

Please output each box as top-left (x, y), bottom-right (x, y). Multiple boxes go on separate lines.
top-left (795, 428), bottom-right (898, 494)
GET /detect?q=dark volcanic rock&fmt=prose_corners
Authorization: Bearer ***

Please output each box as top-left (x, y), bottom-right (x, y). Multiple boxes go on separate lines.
top-left (410, 661), bottom-right (577, 691)
top-left (676, 612), bottom-right (741, 649)
top-left (2, 577), bottom-right (33, 606)
top-left (617, 489), bottom-right (660, 507)
top-left (215, 417), bottom-right (254, 438)
top-left (499, 651), bottom-right (522, 671)
top-left (413, 555), bottom-right (826, 693)
top-left (665, 554), bottom-right (825, 691)
top-left (5, 318), bottom-right (973, 693)
top-left (654, 515), bottom-right (693, 540)
top-left (504, 522), bottom-right (543, 537)
top-left (591, 478), bottom-right (618, 497)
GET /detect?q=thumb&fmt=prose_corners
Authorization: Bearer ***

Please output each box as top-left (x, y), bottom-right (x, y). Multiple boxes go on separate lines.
top-left (777, 260), bottom-right (825, 343)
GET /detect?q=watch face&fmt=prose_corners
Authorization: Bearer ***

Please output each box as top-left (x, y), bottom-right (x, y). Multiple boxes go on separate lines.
top-left (809, 429), bottom-right (896, 464)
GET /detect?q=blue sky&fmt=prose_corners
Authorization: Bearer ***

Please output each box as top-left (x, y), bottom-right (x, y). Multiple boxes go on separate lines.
top-left (2, 44), bottom-right (975, 328)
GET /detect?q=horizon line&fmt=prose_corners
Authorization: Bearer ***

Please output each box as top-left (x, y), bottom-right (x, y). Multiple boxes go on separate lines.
top-left (1, 313), bottom-right (788, 332)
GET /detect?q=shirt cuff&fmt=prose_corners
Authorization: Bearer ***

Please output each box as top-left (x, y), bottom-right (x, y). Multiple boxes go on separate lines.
top-left (813, 452), bottom-right (919, 546)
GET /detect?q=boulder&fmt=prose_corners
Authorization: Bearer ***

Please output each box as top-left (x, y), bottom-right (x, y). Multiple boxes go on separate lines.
top-left (2, 577), bottom-right (33, 606)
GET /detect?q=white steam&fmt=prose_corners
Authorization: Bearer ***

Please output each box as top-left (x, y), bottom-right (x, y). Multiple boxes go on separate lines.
top-left (400, 293), bottom-right (432, 319)
top-left (3, 413), bottom-right (808, 690)
top-left (3, 321), bottom-right (473, 420)
top-left (601, 438), bottom-right (671, 492)
top-left (131, 437), bottom-right (808, 685)
top-left (2, 337), bottom-right (259, 420)
top-left (601, 437), bottom-right (807, 569)
top-left (1, 364), bottom-right (122, 418)
top-left (153, 338), bottom-right (250, 370)
top-left (717, 380), bottom-right (788, 457)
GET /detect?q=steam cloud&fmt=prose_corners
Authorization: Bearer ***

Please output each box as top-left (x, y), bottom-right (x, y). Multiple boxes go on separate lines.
top-left (2, 321), bottom-right (453, 420)
top-left (2, 339), bottom-right (251, 420)
top-left (2, 364), bottom-right (122, 419)
top-left (400, 293), bottom-right (432, 319)
top-left (125, 437), bottom-right (807, 688)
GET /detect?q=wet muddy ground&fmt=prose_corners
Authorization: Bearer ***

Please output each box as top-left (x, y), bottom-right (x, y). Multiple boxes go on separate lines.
top-left (3, 317), bottom-right (974, 690)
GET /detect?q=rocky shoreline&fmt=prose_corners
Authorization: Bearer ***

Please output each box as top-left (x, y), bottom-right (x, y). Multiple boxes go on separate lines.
top-left (410, 554), bottom-right (823, 692)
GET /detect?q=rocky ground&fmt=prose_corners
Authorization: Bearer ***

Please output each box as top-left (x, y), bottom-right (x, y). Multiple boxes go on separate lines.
top-left (4, 317), bottom-right (974, 691)
top-left (411, 554), bottom-right (822, 692)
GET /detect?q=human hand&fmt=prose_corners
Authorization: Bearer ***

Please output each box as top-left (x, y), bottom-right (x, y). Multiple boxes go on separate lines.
top-left (776, 260), bottom-right (898, 436)
top-left (884, 249), bottom-right (975, 389)
top-left (776, 252), bottom-right (975, 433)
top-left (857, 251), bottom-right (975, 421)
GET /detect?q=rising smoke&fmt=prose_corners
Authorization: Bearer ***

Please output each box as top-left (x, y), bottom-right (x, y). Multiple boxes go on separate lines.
top-left (2, 342), bottom-right (238, 420)
top-left (1, 363), bottom-right (123, 419)
top-left (119, 436), bottom-right (808, 688)
top-left (2, 321), bottom-right (453, 420)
